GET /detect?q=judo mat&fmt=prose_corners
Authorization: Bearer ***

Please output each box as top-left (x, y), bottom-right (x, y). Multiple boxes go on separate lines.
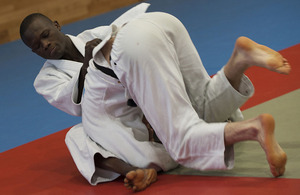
top-left (1, 41), bottom-right (300, 195)
top-left (1, 0), bottom-right (300, 194)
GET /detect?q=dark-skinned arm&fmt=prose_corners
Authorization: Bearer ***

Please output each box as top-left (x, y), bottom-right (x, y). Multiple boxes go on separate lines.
top-left (76, 38), bottom-right (102, 103)
top-left (94, 153), bottom-right (138, 176)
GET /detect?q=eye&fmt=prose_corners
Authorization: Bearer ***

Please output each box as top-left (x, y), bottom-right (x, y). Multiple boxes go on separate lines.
top-left (41, 30), bottom-right (49, 38)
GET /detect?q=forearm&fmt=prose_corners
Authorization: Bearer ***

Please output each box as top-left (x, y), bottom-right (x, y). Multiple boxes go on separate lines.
top-left (94, 154), bottom-right (137, 176)
top-left (34, 65), bottom-right (82, 116)
top-left (77, 64), bottom-right (88, 103)
top-left (77, 38), bottom-right (102, 103)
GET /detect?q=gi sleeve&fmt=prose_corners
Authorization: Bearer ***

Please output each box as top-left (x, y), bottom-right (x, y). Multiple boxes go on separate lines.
top-left (34, 62), bottom-right (82, 116)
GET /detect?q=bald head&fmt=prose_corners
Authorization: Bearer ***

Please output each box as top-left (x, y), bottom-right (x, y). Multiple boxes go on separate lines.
top-left (19, 13), bottom-right (69, 60)
top-left (20, 13), bottom-right (53, 41)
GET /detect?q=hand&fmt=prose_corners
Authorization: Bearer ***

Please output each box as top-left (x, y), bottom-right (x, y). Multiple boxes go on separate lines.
top-left (101, 36), bottom-right (115, 63)
top-left (77, 38), bottom-right (101, 103)
top-left (142, 115), bottom-right (155, 142)
top-left (84, 38), bottom-right (102, 65)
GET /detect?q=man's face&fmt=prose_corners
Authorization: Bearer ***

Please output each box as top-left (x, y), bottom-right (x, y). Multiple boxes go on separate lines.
top-left (22, 18), bottom-right (67, 59)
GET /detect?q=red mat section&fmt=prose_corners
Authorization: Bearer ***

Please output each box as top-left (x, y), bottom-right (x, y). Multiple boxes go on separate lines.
top-left (1, 44), bottom-right (300, 194)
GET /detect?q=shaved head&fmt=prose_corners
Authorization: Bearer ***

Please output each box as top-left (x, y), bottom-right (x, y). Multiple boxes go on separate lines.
top-left (20, 13), bottom-right (53, 41)
top-left (19, 13), bottom-right (69, 60)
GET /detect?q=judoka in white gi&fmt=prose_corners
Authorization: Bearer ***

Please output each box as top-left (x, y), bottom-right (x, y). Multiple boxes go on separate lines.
top-left (20, 3), bottom-right (177, 192)
top-left (85, 3), bottom-right (290, 185)
top-left (20, 2), bottom-right (289, 192)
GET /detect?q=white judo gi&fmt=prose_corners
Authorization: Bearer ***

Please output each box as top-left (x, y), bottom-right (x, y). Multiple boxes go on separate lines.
top-left (34, 3), bottom-right (178, 185)
top-left (91, 9), bottom-right (255, 171)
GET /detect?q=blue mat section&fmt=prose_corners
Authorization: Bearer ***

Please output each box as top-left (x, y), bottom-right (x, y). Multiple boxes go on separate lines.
top-left (0, 0), bottom-right (299, 152)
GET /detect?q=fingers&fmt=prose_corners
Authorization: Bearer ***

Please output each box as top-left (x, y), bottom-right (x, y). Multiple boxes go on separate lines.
top-left (84, 38), bottom-right (102, 59)
top-left (85, 38), bottom-right (102, 49)
top-left (142, 115), bottom-right (155, 141)
top-left (124, 178), bottom-right (134, 191)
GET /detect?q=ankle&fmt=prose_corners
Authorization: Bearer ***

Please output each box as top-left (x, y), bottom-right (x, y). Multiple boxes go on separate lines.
top-left (223, 64), bottom-right (246, 91)
top-left (224, 122), bottom-right (259, 146)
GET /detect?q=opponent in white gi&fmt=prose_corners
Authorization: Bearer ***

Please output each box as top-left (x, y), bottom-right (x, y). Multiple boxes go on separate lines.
top-left (20, 3), bottom-right (177, 191)
top-left (88, 4), bottom-right (290, 186)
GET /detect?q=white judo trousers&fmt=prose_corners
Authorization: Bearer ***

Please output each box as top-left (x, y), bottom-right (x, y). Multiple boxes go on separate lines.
top-left (82, 61), bottom-right (178, 172)
top-left (91, 12), bottom-right (254, 170)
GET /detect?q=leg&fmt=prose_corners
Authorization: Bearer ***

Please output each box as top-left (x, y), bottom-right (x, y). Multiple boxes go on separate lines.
top-left (94, 154), bottom-right (157, 191)
top-left (175, 35), bottom-right (291, 122)
top-left (111, 13), bottom-right (286, 176)
top-left (159, 14), bottom-right (252, 122)
top-left (224, 114), bottom-right (287, 177)
top-left (224, 36), bottom-right (291, 91)
top-left (111, 12), bottom-right (231, 170)
top-left (82, 59), bottom-right (178, 173)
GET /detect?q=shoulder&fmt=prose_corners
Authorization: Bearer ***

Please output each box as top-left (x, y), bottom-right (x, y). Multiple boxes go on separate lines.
top-left (77, 26), bottom-right (109, 42)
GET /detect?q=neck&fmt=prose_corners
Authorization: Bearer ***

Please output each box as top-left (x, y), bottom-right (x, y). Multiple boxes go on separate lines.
top-left (62, 36), bottom-right (84, 62)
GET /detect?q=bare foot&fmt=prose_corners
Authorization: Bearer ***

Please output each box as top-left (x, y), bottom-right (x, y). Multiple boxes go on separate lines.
top-left (124, 168), bottom-right (157, 192)
top-left (257, 114), bottom-right (287, 177)
top-left (234, 36), bottom-right (291, 74)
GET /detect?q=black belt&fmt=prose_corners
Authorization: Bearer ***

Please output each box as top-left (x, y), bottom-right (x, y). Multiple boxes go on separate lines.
top-left (93, 61), bottom-right (118, 79)
top-left (93, 61), bottom-right (137, 107)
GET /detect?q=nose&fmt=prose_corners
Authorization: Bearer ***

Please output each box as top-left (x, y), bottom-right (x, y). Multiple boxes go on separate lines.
top-left (41, 39), bottom-right (50, 50)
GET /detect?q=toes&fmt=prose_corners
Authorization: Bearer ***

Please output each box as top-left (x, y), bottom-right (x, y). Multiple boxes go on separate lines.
top-left (272, 165), bottom-right (285, 177)
top-left (125, 170), bottom-right (137, 180)
top-left (276, 64), bottom-right (291, 74)
top-left (132, 186), bottom-right (137, 192)
top-left (124, 178), bottom-right (129, 183)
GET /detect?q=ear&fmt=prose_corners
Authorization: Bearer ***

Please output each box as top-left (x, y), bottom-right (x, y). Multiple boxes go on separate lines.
top-left (53, 21), bottom-right (61, 31)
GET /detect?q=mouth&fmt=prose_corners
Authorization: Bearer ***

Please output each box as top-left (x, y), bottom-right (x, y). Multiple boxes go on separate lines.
top-left (49, 46), bottom-right (56, 57)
